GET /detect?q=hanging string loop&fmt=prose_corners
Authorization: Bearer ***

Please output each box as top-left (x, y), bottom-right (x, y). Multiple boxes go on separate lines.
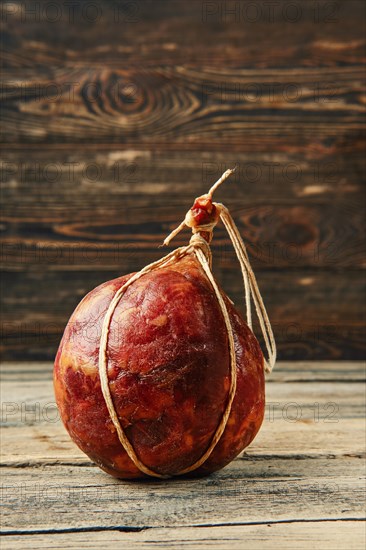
top-left (162, 168), bottom-right (276, 374)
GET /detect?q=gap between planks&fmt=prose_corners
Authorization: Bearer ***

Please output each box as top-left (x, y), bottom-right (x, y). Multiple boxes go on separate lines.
top-left (2, 517), bottom-right (366, 535)
top-left (1, 521), bottom-right (366, 550)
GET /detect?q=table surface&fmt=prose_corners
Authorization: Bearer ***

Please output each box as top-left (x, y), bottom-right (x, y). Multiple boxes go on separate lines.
top-left (1, 361), bottom-right (365, 549)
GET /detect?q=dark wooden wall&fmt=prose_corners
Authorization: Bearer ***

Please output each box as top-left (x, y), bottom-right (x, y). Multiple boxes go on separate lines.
top-left (1, 0), bottom-right (365, 361)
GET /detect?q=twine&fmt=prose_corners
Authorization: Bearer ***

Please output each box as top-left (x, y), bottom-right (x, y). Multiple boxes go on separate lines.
top-left (98, 168), bottom-right (276, 478)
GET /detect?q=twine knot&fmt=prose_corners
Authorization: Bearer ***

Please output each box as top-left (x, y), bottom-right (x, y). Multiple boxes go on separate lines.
top-left (162, 168), bottom-right (237, 248)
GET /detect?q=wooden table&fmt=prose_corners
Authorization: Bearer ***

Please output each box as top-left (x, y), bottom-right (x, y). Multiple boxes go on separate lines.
top-left (1, 361), bottom-right (365, 549)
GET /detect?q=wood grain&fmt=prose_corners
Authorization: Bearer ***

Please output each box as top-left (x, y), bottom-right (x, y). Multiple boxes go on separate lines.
top-left (1, 2), bottom-right (365, 68)
top-left (1, 1), bottom-right (365, 147)
top-left (1, 361), bottom-right (365, 548)
top-left (1, 459), bottom-right (365, 529)
top-left (1, 207), bottom-right (364, 269)
top-left (2, 64), bottom-right (365, 145)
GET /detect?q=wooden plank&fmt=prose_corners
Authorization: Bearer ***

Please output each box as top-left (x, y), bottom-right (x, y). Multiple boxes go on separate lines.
top-left (2, 201), bottom-right (363, 269)
top-left (2, 327), bottom-right (362, 362)
top-left (1, 1), bottom-right (365, 146)
top-left (1, 269), bottom-right (365, 360)
top-left (1, 362), bottom-right (365, 465)
top-left (257, 361), bottom-right (366, 383)
top-left (1, 317), bottom-right (364, 361)
top-left (1, 150), bottom-right (364, 269)
top-left (1, 148), bottom-right (364, 211)
top-left (2, 68), bottom-right (364, 146)
top-left (11, 269), bottom-right (364, 322)
top-left (1, 416), bottom-right (365, 467)
top-left (2, 363), bottom-right (365, 416)
top-left (1, 521), bottom-right (366, 550)
top-left (1, 458), bottom-right (365, 531)
top-left (2, 1), bottom-right (364, 68)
